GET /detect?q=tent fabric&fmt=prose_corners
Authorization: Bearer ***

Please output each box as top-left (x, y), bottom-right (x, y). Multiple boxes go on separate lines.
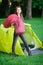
top-left (0, 24), bottom-right (24, 55)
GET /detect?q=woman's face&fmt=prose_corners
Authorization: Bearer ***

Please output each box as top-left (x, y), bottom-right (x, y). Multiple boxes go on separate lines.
top-left (16, 7), bottom-right (22, 14)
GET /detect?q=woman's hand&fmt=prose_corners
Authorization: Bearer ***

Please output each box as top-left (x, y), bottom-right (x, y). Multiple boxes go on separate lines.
top-left (11, 22), bottom-right (16, 26)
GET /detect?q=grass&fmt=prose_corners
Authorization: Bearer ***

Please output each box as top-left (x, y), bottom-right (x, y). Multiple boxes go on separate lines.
top-left (0, 52), bottom-right (43, 65)
top-left (24, 18), bottom-right (43, 42)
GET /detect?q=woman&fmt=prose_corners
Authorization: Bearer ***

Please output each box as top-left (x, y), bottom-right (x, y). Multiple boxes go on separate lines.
top-left (12, 6), bottom-right (31, 56)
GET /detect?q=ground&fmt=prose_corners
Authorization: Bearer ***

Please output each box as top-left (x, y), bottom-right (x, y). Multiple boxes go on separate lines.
top-left (0, 52), bottom-right (43, 65)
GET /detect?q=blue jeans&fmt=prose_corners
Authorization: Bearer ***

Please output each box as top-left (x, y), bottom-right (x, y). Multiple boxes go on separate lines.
top-left (12, 32), bottom-right (31, 55)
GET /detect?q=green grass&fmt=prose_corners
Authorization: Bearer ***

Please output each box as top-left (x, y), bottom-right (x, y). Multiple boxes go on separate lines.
top-left (0, 52), bottom-right (43, 65)
top-left (24, 18), bottom-right (43, 42)
top-left (0, 18), bottom-right (5, 24)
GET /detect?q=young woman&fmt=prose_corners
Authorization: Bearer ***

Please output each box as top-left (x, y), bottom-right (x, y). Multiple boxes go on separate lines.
top-left (12, 6), bottom-right (31, 56)
top-left (4, 6), bottom-right (31, 56)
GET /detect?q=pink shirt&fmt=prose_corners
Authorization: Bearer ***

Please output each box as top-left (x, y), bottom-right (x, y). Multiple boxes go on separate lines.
top-left (15, 16), bottom-right (25, 34)
top-left (4, 14), bottom-right (25, 34)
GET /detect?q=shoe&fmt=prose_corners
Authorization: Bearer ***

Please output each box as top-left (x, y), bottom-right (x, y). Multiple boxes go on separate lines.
top-left (28, 50), bottom-right (32, 56)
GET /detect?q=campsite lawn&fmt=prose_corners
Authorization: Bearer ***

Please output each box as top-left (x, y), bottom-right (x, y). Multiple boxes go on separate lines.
top-left (25, 18), bottom-right (43, 42)
top-left (0, 52), bottom-right (43, 65)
